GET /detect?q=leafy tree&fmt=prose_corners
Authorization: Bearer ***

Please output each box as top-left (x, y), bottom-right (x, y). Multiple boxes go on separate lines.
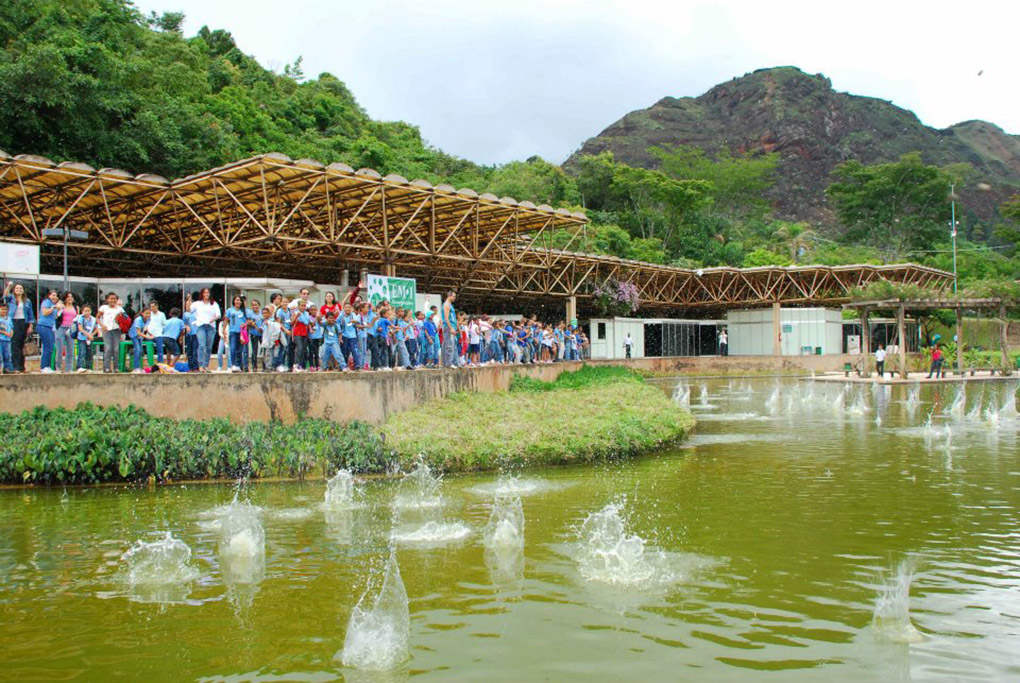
top-left (826, 152), bottom-right (965, 259)
top-left (651, 144), bottom-right (778, 221)
top-left (769, 221), bottom-right (816, 263)
top-left (742, 248), bottom-right (792, 267)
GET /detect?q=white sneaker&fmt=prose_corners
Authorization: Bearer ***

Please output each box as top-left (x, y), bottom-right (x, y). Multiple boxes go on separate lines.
top-left (231, 365), bottom-right (241, 373)
top-left (293, 366), bottom-right (303, 373)
top-left (276, 366), bottom-right (288, 373)
top-left (76, 368), bottom-right (89, 373)
top-left (40, 367), bottom-right (54, 374)
top-left (132, 368), bottom-right (143, 374)
top-left (341, 367), bottom-right (349, 372)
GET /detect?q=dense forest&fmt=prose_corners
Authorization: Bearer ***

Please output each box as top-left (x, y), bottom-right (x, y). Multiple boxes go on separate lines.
top-left (1, 0), bottom-right (1018, 285)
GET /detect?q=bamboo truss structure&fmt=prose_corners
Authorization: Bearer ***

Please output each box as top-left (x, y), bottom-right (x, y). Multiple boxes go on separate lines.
top-left (0, 151), bottom-right (954, 312)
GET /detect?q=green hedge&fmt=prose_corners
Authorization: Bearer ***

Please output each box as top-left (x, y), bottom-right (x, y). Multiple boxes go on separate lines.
top-left (0, 403), bottom-right (387, 485)
top-left (509, 365), bottom-right (643, 392)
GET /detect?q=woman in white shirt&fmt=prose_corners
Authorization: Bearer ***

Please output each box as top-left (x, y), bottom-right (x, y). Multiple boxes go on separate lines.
top-left (189, 288), bottom-right (221, 372)
top-left (97, 292), bottom-right (125, 373)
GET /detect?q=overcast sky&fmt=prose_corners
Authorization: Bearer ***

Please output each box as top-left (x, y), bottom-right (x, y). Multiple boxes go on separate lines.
top-left (134, 0), bottom-right (1019, 166)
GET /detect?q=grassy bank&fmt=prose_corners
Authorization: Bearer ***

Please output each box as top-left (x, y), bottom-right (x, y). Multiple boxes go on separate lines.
top-left (382, 366), bottom-right (694, 470)
top-left (0, 404), bottom-right (386, 485)
top-left (1, 367), bottom-right (693, 485)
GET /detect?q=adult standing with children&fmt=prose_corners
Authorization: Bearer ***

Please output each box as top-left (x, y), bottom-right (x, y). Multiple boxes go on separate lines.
top-left (4, 281), bottom-right (34, 372)
top-left (441, 291), bottom-right (458, 368)
top-left (96, 292), bottom-right (124, 374)
top-left (190, 288), bottom-right (221, 373)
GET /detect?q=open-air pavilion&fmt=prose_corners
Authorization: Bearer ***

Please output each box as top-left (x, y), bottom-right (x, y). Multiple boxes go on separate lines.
top-left (845, 296), bottom-right (1016, 378)
top-left (0, 151), bottom-right (954, 319)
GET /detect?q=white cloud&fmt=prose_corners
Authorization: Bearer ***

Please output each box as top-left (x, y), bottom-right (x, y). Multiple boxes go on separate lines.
top-left (135, 0), bottom-right (1020, 165)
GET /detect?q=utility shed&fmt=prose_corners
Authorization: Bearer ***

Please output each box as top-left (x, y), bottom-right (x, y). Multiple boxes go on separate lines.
top-left (586, 318), bottom-right (646, 359)
top-left (726, 307), bottom-right (843, 356)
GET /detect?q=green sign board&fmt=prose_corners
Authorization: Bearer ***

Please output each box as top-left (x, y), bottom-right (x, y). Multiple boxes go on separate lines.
top-left (366, 274), bottom-right (417, 310)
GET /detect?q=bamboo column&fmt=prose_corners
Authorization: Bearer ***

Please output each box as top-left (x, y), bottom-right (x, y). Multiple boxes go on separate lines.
top-left (999, 303), bottom-right (1011, 376)
top-left (897, 304), bottom-right (907, 379)
top-left (772, 301), bottom-right (782, 357)
top-left (860, 306), bottom-right (870, 377)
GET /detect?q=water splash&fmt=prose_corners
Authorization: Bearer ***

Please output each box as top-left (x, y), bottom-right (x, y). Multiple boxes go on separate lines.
top-left (672, 381), bottom-right (690, 407)
top-left (325, 469), bottom-right (360, 510)
top-left (699, 383), bottom-right (710, 406)
top-left (998, 381), bottom-right (1019, 419)
top-left (831, 386), bottom-right (847, 413)
top-left (218, 500), bottom-right (266, 585)
top-left (765, 386), bottom-right (780, 415)
top-left (484, 495), bottom-right (525, 551)
top-left (800, 381), bottom-right (815, 405)
top-left (905, 384), bottom-right (920, 416)
top-left (966, 391), bottom-right (984, 421)
top-left (569, 500), bottom-right (715, 592)
top-left (391, 521), bottom-right (471, 546)
top-left (847, 390), bottom-right (870, 417)
top-left (122, 532), bottom-right (199, 586)
top-left (484, 495), bottom-right (525, 584)
top-left (947, 385), bottom-right (966, 418)
top-left (120, 532), bottom-right (199, 604)
top-left (576, 502), bottom-right (655, 586)
top-left (340, 549), bottom-right (410, 671)
top-left (873, 558), bottom-right (923, 643)
top-left (392, 461), bottom-right (443, 510)
top-left (467, 475), bottom-right (559, 497)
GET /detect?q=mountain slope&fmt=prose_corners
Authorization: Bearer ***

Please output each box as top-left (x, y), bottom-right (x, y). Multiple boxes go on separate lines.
top-left (567, 66), bottom-right (1020, 226)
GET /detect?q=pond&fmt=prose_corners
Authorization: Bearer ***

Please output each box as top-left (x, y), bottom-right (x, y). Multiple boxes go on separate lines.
top-left (2, 378), bottom-right (1020, 681)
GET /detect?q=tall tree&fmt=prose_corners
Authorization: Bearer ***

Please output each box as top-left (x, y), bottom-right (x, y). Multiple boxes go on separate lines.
top-left (651, 144), bottom-right (778, 222)
top-left (826, 152), bottom-right (966, 259)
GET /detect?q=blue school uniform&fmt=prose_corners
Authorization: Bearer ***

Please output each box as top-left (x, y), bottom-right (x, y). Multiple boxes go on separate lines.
top-left (163, 317), bottom-right (184, 340)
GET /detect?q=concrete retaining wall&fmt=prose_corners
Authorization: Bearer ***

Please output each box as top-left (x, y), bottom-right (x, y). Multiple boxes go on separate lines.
top-left (0, 354), bottom-right (857, 424)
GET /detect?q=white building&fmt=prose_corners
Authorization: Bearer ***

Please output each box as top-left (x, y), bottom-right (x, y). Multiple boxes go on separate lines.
top-left (726, 307), bottom-right (843, 356)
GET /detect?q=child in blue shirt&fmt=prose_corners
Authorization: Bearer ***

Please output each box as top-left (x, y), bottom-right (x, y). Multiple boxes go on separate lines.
top-left (0, 303), bottom-right (13, 373)
top-left (373, 311), bottom-right (392, 370)
top-left (162, 308), bottom-right (185, 367)
top-left (74, 305), bottom-right (98, 372)
top-left (129, 308), bottom-right (153, 372)
top-left (320, 312), bottom-right (342, 371)
top-left (339, 302), bottom-right (360, 371)
top-left (307, 304), bottom-right (323, 371)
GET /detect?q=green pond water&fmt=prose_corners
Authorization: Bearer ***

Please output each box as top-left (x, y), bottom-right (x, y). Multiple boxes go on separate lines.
top-left (3, 378), bottom-right (1020, 681)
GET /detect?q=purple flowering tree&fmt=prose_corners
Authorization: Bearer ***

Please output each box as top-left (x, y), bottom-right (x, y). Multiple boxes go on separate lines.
top-left (592, 278), bottom-right (640, 317)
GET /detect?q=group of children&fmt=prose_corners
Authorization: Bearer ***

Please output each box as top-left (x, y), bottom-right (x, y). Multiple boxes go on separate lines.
top-left (0, 286), bottom-right (590, 374)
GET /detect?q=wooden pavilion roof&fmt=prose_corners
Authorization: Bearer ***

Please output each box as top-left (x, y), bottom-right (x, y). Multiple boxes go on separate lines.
top-left (0, 151), bottom-right (955, 312)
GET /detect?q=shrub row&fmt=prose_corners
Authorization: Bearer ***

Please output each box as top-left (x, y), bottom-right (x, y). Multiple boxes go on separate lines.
top-left (0, 403), bottom-right (388, 485)
top-left (508, 365), bottom-right (644, 392)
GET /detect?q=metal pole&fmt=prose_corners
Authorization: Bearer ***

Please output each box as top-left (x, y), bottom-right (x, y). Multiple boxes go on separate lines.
top-left (950, 182), bottom-right (957, 294)
top-left (62, 228), bottom-right (69, 292)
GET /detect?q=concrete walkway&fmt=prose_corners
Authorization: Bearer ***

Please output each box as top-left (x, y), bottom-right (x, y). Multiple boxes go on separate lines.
top-left (809, 372), bottom-right (1016, 385)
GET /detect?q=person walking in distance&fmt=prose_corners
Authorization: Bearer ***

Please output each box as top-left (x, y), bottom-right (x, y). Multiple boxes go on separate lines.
top-left (441, 291), bottom-right (458, 368)
top-left (874, 344), bottom-right (886, 379)
top-left (927, 344), bottom-right (945, 379)
top-left (718, 328), bottom-right (729, 356)
top-left (624, 333), bottom-right (633, 359)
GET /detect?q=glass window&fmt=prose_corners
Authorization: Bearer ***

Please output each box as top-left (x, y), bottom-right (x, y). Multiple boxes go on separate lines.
top-left (597, 322), bottom-right (606, 340)
top-left (142, 282), bottom-right (184, 317)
